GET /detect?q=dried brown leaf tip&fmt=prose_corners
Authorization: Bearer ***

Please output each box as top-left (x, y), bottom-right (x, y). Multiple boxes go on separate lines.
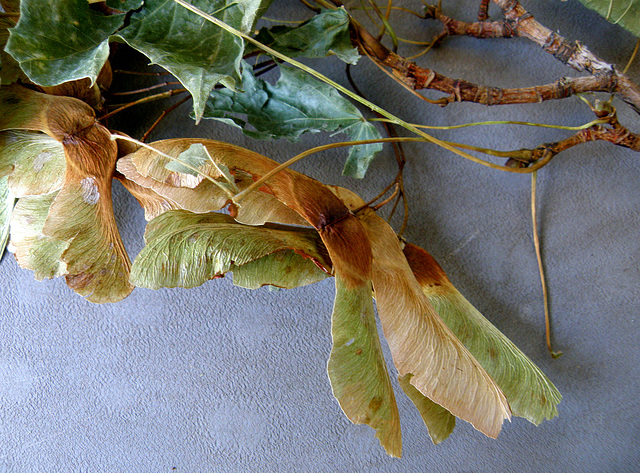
top-left (0, 84), bottom-right (132, 302)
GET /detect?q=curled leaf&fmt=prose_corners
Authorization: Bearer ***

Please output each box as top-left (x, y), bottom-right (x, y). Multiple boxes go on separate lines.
top-left (117, 139), bottom-right (312, 226)
top-left (115, 173), bottom-right (183, 221)
top-left (122, 138), bottom-right (399, 453)
top-left (1, 85), bottom-right (132, 302)
top-left (43, 176), bottom-right (132, 302)
top-left (0, 84), bottom-right (96, 139)
top-left (117, 155), bottom-right (231, 217)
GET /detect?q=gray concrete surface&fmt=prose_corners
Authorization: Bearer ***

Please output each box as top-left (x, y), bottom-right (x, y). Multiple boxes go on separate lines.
top-left (1, 1), bottom-right (639, 471)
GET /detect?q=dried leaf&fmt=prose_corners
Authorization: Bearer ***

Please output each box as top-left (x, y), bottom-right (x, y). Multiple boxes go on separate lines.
top-left (163, 143), bottom-right (210, 188)
top-left (403, 242), bottom-right (562, 425)
top-left (43, 176), bottom-right (132, 302)
top-left (328, 274), bottom-right (402, 457)
top-left (115, 173), bottom-right (183, 221)
top-left (130, 210), bottom-right (330, 290)
top-left (0, 175), bottom-right (13, 259)
top-left (123, 139), bottom-right (401, 452)
top-left (9, 192), bottom-right (69, 279)
top-left (0, 131), bottom-right (66, 197)
top-left (358, 208), bottom-right (511, 438)
top-left (230, 245), bottom-right (329, 289)
top-left (398, 374), bottom-right (455, 445)
top-left (117, 155), bottom-right (231, 217)
top-left (0, 84), bottom-right (96, 139)
top-left (1, 85), bottom-right (132, 302)
top-left (333, 185), bottom-right (559, 431)
top-left (117, 139), bottom-right (311, 226)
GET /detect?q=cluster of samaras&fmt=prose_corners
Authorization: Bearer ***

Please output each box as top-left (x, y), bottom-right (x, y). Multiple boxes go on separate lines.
top-left (0, 83), bottom-right (560, 457)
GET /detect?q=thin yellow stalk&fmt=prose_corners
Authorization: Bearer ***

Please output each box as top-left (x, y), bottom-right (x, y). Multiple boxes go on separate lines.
top-left (531, 171), bottom-right (562, 358)
top-left (371, 117), bottom-right (609, 131)
top-left (233, 137), bottom-right (426, 203)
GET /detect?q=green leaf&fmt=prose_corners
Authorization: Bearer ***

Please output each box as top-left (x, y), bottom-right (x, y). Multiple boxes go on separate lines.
top-left (116, 0), bottom-right (271, 122)
top-left (9, 192), bottom-right (70, 279)
top-left (1, 0), bottom-right (23, 84)
top-left (130, 210), bottom-right (330, 290)
top-left (327, 274), bottom-right (402, 457)
top-left (250, 8), bottom-right (359, 64)
top-left (6, 0), bottom-right (124, 86)
top-left (403, 242), bottom-right (562, 425)
top-left (203, 64), bottom-right (383, 178)
top-left (341, 120), bottom-right (382, 179)
top-left (164, 143), bottom-right (210, 187)
top-left (0, 175), bottom-right (13, 258)
top-left (0, 131), bottom-right (66, 197)
top-left (398, 374), bottom-right (455, 445)
top-left (106, 0), bottom-right (144, 11)
top-left (577, 0), bottom-right (640, 37)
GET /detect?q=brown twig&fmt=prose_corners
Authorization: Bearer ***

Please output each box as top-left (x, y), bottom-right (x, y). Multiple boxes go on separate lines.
top-left (110, 81), bottom-right (181, 96)
top-left (141, 95), bottom-right (192, 142)
top-left (352, 20), bottom-right (622, 107)
top-left (478, 0), bottom-right (491, 21)
top-left (505, 106), bottom-right (640, 168)
top-left (424, 4), bottom-right (518, 40)
top-left (490, 0), bottom-right (640, 113)
top-left (100, 88), bottom-right (188, 121)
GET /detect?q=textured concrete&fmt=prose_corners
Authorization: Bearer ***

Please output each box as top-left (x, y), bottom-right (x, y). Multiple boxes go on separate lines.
top-left (1, 1), bottom-right (639, 471)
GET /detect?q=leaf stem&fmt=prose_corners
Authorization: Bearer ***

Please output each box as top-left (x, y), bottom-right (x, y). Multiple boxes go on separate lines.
top-left (370, 117), bottom-right (609, 131)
